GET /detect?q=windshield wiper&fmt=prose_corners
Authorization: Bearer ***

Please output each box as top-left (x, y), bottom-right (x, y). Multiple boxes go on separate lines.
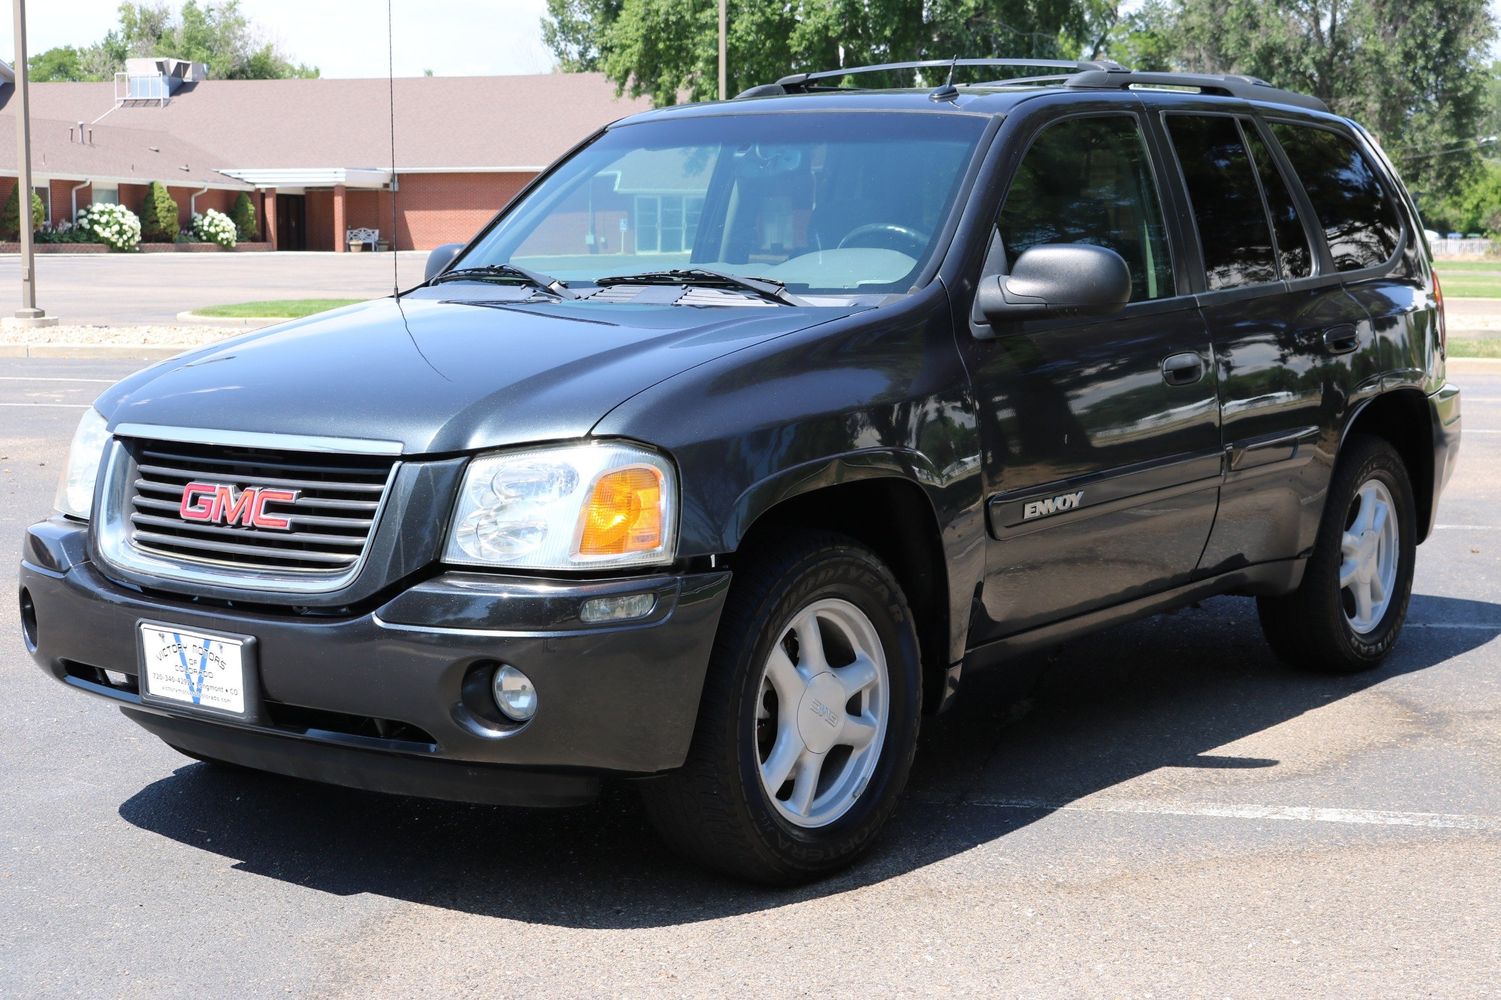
top-left (595, 268), bottom-right (806, 306)
top-left (430, 263), bottom-right (577, 299)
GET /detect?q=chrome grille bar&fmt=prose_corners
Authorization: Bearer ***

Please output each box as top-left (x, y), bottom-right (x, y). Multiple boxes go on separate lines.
top-left (113, 436), bottom-right (399, 581)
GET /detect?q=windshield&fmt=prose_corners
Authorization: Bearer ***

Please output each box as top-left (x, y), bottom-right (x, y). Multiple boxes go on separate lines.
top-left (457, 111), bottom-right (988, 297)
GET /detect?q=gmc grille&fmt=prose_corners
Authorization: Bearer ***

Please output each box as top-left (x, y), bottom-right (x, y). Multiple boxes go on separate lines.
top-left (121, 439), bottom-right (397, 576)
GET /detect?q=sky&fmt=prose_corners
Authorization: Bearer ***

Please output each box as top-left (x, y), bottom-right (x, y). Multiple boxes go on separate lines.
top-left (4, 0), bottom-right (1500, 77)
top-left (0, 0), bottom-right (557, 78)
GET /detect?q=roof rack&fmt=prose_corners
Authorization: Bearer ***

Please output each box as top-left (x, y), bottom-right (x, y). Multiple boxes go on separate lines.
top-left (736, 59), bottom-right (1122, 98)
top-left (735, 58), bottom-right (1329, 113)
top-left (1065, 69), bottom-right (1329, 112)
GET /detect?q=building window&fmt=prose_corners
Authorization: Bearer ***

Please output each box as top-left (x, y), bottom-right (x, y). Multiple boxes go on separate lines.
top-left (90, 184), bottom-right (119, 210)
top-left (633, 194), bottom-right (704, 254)
top-left (33, 187), bottom-right (50, 228)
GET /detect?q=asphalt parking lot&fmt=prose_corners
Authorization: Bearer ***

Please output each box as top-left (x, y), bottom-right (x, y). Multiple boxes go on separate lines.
top-left (3, 357), bottom-right (1498, 998)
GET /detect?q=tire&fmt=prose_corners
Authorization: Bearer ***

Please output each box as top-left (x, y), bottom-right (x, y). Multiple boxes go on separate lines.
top-left (640, 531), bottom-right (922, 884)
top-left (1257, 435), bottom-right (1416, 673)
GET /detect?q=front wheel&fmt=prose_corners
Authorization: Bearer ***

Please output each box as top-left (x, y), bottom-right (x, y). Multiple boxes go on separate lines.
top-left (640, 532), bottom-right (922, 884)
top-left (1258, 435), bottom-right (1417, 673)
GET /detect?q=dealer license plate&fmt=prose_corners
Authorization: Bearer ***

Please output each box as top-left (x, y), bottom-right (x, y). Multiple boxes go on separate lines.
top-left (138, 623), bottom-right (248, 715)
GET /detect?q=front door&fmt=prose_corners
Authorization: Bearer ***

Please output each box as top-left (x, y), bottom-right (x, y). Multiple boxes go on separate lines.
top-left (961, 110), bottom-right (1222, 642)
top-left (275, 194), bottom-right (307, 251)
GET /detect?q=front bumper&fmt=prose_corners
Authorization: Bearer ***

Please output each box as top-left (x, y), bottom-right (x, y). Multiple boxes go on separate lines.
top-left (19, 518), bottom-right (730, 806)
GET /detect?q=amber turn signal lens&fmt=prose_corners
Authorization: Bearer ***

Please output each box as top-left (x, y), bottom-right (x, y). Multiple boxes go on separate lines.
top-left (578, 466), bottom-right (664, 556)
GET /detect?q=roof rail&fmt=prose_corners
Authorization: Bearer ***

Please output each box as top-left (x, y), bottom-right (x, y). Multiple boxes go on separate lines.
top-left (736, 58), bottom-right (1124, 98)
top-left (1066, 69), bottom-right (1329, 112)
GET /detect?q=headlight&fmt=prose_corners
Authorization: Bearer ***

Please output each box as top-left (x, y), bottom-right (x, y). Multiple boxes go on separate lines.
top-left (444, 442), bottom-right (677, 570)
top-left (54, 408), bottom-right (111, 520)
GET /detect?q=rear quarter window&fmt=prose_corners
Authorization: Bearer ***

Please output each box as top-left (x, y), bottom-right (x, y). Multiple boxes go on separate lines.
top-left (1270, 122), bottom-right (1402, 272)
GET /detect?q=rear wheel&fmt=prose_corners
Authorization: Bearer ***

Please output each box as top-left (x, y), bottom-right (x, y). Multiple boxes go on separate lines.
top-left (640, 532), bottom-right (922, 884)
top-left (1258, 435), bottom-right (1416, 673)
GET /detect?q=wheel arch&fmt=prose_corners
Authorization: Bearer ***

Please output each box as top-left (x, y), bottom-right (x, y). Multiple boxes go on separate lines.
top-left (1340, 387), bottom-right (1436, 542)
top-left (727, 458), bottom-right (953, 716)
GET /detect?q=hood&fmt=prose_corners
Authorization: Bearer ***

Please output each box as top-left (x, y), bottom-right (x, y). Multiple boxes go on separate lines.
top-left (97, 289), bottom-right (857, 455)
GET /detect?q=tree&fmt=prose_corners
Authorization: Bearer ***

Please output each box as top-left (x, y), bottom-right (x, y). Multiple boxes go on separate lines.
top-left (26, 1), bottom-right (317, 84)
top-left (230, 191), bottom-right (259, 241)
top-left (543, 0), bottom-right (624, 72)
top-left (545, 0), bottom-right (1127, 107)
top-left (1109, 0), bottom-right (1494, 206)
top-left (139, 181), bottom-right (180, 242)
top-left (1, 186), bottom-right (47, 239)
top-left (28, 46), bottom-right (89, 82)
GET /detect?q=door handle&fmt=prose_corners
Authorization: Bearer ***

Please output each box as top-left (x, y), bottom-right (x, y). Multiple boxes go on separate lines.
top-left (1322, 325), bottom-right (1361, 355)
top-left (1161, 352), bottom-right (1205, 386)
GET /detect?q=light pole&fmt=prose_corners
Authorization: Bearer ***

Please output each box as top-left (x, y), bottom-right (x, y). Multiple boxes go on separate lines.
top-left (718, 0), bottom-right (726, 101)
top-left (11, 0), bottom-right (55, 327)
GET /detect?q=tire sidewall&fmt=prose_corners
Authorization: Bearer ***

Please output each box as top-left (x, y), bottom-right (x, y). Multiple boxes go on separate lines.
top-left (1325, 442), bottom-right (1417, 663)
top-left (729, 547), bottom-right (922, 872)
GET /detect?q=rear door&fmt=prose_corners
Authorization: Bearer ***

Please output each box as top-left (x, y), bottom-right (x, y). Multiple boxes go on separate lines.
top-left (961, 105), bottom-right (1221, 641)
top-left (1155, 106), bottom-right (1373, 572)
top-left (1158, 107), bottom-right (1404, 567)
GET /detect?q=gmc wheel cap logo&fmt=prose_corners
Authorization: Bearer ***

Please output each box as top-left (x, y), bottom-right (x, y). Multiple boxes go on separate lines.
top-left (179, 481), bottom-right (300, 530)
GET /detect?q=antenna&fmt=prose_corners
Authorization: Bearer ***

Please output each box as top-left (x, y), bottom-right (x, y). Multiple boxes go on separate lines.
top-left (387, 0), bottom-right (399, 296)
top-left (929, 55), bottom-right (960, 102)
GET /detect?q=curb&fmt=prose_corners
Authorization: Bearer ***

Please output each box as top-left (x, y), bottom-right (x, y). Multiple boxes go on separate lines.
top-left (174, 311), bottom-right (283, 328)
top-left (0, 343), bottom-right (191, 361)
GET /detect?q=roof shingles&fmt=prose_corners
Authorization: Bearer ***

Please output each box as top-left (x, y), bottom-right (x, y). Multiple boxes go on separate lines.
top-left (0, 74), bottom-right (652, 175)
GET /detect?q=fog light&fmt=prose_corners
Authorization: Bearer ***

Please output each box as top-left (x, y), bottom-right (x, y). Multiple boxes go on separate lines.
top-left (579, 592), bottom-right (656, 624)
top-left (491, 664), bottom-right (537, 722)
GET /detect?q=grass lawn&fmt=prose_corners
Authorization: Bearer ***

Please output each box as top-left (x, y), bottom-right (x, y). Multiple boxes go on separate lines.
top-left (1448, 337), bottom-right (1501, 359)
top-left (195, 298), bottom-right (367, 319)
top-left (1430, 259), bottom-right (1501, 272)
top-left (1433, 261), bottom-right (1501, 298)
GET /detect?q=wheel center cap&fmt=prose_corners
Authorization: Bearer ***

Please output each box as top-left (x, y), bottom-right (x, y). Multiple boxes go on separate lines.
top-left (796, 672), bottom-right (846, 754)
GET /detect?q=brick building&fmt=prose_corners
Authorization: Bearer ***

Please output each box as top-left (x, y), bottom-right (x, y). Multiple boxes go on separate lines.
top-left (0, 59), bottom-right (651, 251)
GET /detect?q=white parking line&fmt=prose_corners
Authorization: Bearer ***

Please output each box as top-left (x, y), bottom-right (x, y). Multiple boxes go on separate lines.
top-left (0, 376), bottom-right (115, 384)
top-left (1467, 429), bottom-right (1501, 434)
top-left (0, 402), bottom-right (88, 408)
top-left (1434, 524), bottom-right (1501, 530)
top-left (964, 797), bottom-right (1501, 831)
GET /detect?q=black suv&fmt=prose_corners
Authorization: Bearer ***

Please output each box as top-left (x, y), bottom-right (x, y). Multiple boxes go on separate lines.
top-left (19, 59), bottom-right (1462, 883)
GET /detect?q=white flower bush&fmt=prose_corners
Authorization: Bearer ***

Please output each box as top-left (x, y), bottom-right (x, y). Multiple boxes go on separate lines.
top-left (80, 203), bottom-right (142, 251)
top-left (191, 208), bottom-right (237, 248)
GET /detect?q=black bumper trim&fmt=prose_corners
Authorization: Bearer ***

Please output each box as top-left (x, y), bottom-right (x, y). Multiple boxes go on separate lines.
top-left (125, 707), bottom-right (601, 807)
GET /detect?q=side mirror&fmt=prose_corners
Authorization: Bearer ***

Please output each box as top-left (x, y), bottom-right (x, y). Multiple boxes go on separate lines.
top-left (424, 243), bottom-right (464, 283)
top-left (976, 243), bottom-right (1131, 326)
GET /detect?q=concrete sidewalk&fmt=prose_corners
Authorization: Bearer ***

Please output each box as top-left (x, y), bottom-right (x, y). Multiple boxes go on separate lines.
top-left (0, 251), bottom-right (427, 325)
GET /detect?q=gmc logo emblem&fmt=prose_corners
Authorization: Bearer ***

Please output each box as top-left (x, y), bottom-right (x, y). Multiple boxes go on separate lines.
top-left (179, 481), bottom-right (300, 531)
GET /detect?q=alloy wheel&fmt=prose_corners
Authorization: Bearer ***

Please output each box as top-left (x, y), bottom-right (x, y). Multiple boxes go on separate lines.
top-left (754, 598), bottom-right (889, 829)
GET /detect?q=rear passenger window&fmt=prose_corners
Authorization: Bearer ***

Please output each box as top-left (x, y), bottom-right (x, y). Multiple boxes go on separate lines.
top-left (1165, 115), bottom-right (1277, 290)
top-left (1000, 115), bottom-right (1175, 302)
top-left (1271, 123), bottom-right (1401, 272)
top-left (1243, 125), bottom-right (1313, 279)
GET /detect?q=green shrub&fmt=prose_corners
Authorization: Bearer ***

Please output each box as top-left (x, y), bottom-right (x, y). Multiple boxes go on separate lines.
top-left (230, 191), bottom-right (259, 241)
top-left (138, 181), bottom-right (180, 242)
top-left (0, 186), bottom-right (46, 239)
top-left (34, 223), bottom-right (95, 244)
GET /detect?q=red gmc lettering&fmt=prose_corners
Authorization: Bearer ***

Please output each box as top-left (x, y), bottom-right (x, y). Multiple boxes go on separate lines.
top-left (178, 482), bottom-right (299, 530)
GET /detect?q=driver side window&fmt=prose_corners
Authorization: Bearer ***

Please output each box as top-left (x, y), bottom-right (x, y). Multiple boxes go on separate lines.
top-left (999, 114), bottom-right (1176, 302)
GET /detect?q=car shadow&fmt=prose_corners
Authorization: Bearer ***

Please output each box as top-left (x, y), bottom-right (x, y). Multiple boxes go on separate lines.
top-left (116, 592), bottom-right (1499, 927)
